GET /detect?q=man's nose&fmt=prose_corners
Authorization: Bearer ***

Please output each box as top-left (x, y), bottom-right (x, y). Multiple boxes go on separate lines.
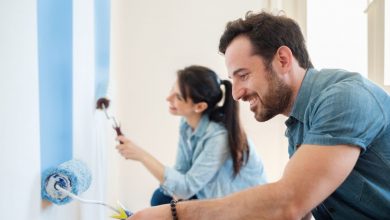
top-left (232, 83), bottom-right (244, 101)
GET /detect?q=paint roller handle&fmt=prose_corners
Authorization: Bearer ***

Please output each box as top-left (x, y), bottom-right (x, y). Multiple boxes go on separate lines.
top-left (122, 210), bottom-right (133, 219)
top-left (114, 126), bottom-right (124, 144)
top-left (125, 210), bottom-right (132, 217)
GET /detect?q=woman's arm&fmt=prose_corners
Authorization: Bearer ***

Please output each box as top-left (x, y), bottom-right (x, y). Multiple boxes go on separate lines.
top-left (161, 132), bottom-right (229, 199)
top-left (116, 135), bottom-right (165, 182)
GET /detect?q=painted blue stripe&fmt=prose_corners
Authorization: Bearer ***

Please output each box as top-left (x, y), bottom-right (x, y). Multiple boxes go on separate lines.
top-left (94, 0), bottom-right (110, 100)
top-left (38, 0), bottom-right (73, 171)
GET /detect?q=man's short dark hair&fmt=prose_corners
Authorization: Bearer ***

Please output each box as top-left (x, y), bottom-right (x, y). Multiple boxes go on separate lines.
top-left (219, 11), bottom-right (313, 70)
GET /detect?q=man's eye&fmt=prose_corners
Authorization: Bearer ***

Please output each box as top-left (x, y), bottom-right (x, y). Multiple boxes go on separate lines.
top-left (239, 73), bottom-right (249, 80)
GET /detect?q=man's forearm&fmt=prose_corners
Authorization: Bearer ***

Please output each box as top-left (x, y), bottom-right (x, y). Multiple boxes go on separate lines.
top-left (130, 145), bottom-right (359, 220)
top-left (176, 182), bottom-right (297, 220)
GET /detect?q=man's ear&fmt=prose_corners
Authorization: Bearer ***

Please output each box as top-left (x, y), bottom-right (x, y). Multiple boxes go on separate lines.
top-left (273, 46), bottom-right (293, 73)
top-left (194, 102), bottom-right (208, 113)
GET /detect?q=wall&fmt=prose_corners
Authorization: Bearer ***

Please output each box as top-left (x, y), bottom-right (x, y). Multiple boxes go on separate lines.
top-left (367, 0), bottom-right (390, 92)
top-left (110, 0), bottom-right (291, 212)
top-left (307, 0), bottom-right (367, 76)
top-left (0, 0), bottom-right (41, 219)
top-left (0, 1), bottom-right (110, 219)
top-left (41, 0), bottom-right (111, 219)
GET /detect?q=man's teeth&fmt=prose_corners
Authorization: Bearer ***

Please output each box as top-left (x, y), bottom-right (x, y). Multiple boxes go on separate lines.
top-left (249, 97), bottom-right (256, 105)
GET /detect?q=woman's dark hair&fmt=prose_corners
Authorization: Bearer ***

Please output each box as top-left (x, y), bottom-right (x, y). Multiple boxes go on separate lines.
top-left (177, 65), bottom-right (248, 176)
top-left (219, 11), bottom-right (313, 70)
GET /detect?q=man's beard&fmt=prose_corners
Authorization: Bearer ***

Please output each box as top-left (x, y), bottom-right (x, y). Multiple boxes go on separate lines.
top-left (255, 68), bottom-right (292, 122)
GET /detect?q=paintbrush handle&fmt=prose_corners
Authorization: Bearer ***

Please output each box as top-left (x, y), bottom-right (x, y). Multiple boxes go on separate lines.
top-left (114, 126), bottom-right (124, 144)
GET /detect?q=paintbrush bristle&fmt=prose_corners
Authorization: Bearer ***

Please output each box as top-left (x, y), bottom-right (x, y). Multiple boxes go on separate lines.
top-left (96, 98), bottom-right (110, 109)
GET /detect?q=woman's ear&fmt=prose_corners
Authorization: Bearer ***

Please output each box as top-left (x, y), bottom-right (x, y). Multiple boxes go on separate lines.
top-left (194, 102), bottom-right (208, 113)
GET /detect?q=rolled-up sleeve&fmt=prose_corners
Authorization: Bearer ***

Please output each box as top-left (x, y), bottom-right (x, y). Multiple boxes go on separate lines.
top-left (303, 82), bottom-right (387, 151)
top-left (161, 131), bottom-right (229, 199)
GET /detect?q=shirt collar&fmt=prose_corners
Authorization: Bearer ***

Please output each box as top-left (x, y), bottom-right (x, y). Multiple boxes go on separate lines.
top-left (288, 68), bottom-right (317, 123)
top-left (182, 114), bottom-right (210, 139)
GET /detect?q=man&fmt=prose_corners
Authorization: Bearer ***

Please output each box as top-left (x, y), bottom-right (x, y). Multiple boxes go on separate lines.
top-left (129, 11), bottom-right (390, 220)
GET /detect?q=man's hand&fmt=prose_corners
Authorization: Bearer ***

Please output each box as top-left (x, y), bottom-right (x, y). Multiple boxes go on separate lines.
top-left (128, 204), bottom-right (171, 220)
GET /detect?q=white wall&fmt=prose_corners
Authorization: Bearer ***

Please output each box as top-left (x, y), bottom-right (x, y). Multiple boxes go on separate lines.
top-left (0, 0), bottom-right (41, 219)
top-left (307, 0), bottom-right (367, 75)
top-left (367, 0), bottom-right (390, 92)
top-left (110, 0), bottom-right (290, 212)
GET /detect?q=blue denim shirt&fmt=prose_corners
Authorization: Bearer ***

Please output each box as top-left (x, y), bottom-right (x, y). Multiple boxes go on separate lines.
top-left (286, 68), bottom-right (390, 219)
top-left (161, 115), bottom-right (267, 199)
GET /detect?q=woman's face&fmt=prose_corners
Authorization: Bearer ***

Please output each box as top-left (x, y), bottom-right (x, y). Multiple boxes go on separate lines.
top-left (166, 80), bottom-right (197, 117)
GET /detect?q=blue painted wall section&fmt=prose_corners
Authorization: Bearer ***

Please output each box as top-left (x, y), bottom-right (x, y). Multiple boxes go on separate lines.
top-left (94, 0), bottom-right (111, 100)
top-left (38, 0), bottom-right (73, 171)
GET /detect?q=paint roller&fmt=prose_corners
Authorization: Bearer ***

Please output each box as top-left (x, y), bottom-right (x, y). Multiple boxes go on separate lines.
top-left (96, 97), bottom-right (124, 144)
top-left (41, 159), bottom-right (132, 219)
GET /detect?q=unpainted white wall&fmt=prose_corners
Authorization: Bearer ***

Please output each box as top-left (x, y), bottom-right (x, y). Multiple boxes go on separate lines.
top-left (367, 0), bottom-right (390, 92)
top-left (0, 0), bottom-right (41, 219)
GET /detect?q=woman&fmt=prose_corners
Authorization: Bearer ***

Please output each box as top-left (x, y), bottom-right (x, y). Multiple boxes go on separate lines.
top-left (116, 65), bottom-right (267, 206)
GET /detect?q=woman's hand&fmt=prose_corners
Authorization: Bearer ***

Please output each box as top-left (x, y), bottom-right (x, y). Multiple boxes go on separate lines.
top-left (116, 136), bottom-right (165, 183)
top-left (116, 136), bottom-right (147, 162)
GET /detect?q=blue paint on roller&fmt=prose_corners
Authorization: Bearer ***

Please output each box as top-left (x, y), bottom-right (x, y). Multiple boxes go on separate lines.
top-left (41, 159), bottom-right (92, 205)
